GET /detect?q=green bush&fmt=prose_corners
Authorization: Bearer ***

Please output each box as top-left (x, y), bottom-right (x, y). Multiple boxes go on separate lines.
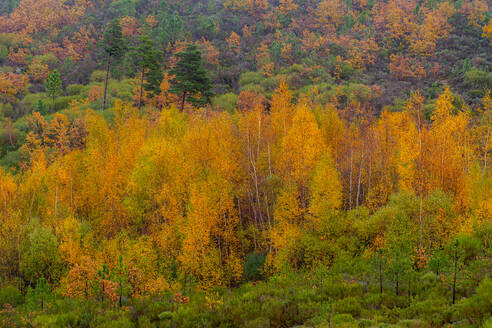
top-left (243, 317), bottom-right (270, 328)
top-left (22, 92), bottom-right (46, 109)
top-left (239, 71), bottom-right (264, 88)
top-left (213, 92), bottom-right (238, 113)
top-left (90, 70), bottom-right (107, 82)
top-left (456, 278), bottom-right (492, 324)
top-left (1, 150), bottom-right (22, 169)
top-left (0, 286), bottom-right (23, 307)
top-left (20, 223), bottom-right (64, 284)
top-left (243, 253), bottom-right (266, 281)
top-left (66, 84), bottom-right (84, 96)
top-left (333, 313), bottom-right (356, 325)
top-left (335, 297), bottom-right (362, 317)
top-left (53, 96), bottom-right (75, 111)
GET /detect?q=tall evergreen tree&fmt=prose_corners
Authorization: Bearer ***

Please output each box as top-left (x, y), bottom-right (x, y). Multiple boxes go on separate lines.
top-left (169, 44), bottom-right (213, 111)
top-left (101, 18), bottom-right (125, 111)
top-left (131, 34), bottom-right (162, 110)
top-left (45, 69), bottom-right (62, 110)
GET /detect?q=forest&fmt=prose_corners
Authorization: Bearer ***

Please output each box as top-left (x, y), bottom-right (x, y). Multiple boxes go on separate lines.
top-left (0, 0), bottom-right (491, 327)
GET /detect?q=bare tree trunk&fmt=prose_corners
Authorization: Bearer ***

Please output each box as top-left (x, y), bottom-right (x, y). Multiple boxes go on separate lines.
top-left (180, 91), bottom-right (187, 112)
top-left (484, 126), bottom-right (490, 172)
top-left (452, 244), bottom-right (458, 304)
top-left (55, 184), bottom-right (58, 227)
top-left (417, 113), bottom-right (423, 250)
top-left (356, 152), bottom-right (363, 209)
top-left (138, 69), bottom-right (144, 110)
top-left (379, 257), bottom-right (383, 294)
top-left (349, 144), bottom-right (353, 210)
top-left (102, 56), bottom-right (110, 110)
top-left (395, 272), bottom-right (399, 296)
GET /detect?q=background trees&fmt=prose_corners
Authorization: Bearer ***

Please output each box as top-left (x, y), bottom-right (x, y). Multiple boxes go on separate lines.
top-left (101, 19), bottom-right (125, 111)
top-left (45, 69), bottom-right (62, 110)
top-left (170, 45), bottom-right (213, 111)
top-left (131, 34), bottom-right (162, 110)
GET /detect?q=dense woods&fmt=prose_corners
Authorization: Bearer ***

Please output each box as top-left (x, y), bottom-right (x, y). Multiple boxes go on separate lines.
top-left (0, 0), bottom-right (491, 327)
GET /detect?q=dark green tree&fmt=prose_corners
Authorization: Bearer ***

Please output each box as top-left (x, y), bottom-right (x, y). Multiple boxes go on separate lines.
top-left (114, 256), bottom-right (131, 307)
top-left (131, 34), bottom-right (162, 110)
top-left (45, 69), bottom-right (62, 110)
top-left (25, 277), bottom-right (51, 311)
top-left (101, 18), bottom-right (125, 111)
top-left (169, 44), bottom-right (213, 111)
top-left (36, 99), bottom-right (48, 116)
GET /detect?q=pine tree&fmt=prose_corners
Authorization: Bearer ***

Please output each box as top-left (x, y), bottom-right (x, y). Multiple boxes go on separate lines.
top-left (169, 44), bottom-right (213, 111)
top-left (45, 69), bottom-right (62, 110)
top-left (101, 19), bottom-right (125, 111)
top-left (131, 33), bottom-right (162, 110)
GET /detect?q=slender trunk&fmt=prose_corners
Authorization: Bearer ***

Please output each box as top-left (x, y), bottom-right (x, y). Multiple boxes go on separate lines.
top-left (395, 272), bottom-right (399, 296)
top-left (102, 56), bottom-right (110, 111)
top-left (356, 153), bottom-right (363, 209)
top-left (452, 245), bottom-right (458, 304)
top-left (70, 174), bottom-right (73, 209)
top-left (408, 276), bottom-right (411, 305)
top-left (180, 91), bottom-right (187, 112)
top-left (379, 259), bottom-right (383, 294)
top-left (54, 184), bottom-right (58, 225)
top-left (119, 282), bottom-right (122, 307)
top-left (484, 125), bottom-right (490, 172)
top-left (417, 111), bottom-right (423, 250)
top-left (138, 69), bottom-right (144, 110)
top-left (349, 144), bottom-right (353, 210)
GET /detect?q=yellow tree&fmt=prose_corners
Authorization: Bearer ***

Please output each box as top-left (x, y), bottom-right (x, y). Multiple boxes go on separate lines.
top-left (429, 88), bottom-right (472, 208)
top-left (0, 169), bottom-right (23, 283)
top-left (276, 102), bottom-right (325, 204)
top-left (179, 113), bottom-right (243, 288)
top-left (308, 153), bottom-right (342, 226)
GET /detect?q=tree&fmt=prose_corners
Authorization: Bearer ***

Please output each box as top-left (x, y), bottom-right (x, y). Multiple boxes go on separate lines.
top-left (20, 223), bottom-right (64, 285)
top-left (101, 19), bottom-right (125, 111)
top-left (26, 277), bottom-right (51, 310)
top-left (132, 33), bottom-right (162, 110)
top-left (169, 44), bottom-right (213, 111)
top-left (45, 69), bottom-right (62, 110)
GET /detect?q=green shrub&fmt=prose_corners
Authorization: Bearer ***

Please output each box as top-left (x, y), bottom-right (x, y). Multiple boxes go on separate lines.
top-left (53, 96), bottom-right (75, 111)
top-left (22, 92), bottom-right (46, 109)
top-left (1, 150), bottom-right (22, 169)
top-left (456, 278), bottom-right (492, 324)
top-left (243, 317), bottom-right (270, 328)
top-left (0, 286), bottom-right (23, 307)
top-left (333, 313), bottom-right (356, 325)
top-left (20, 223), bottom-right (64, 284)
top-left (213, 93), bottom-right (238, 113)
top-left (90, 70), bottom-right (106, 82)
top-left (239, 71), bottom-right (264, 88)
top-left (335, 297), bottom-right (362, 317)
top-left (66, 84), bottom-right (84, 96)
top-left (243, 253), bottom-right (266, 281)
top-left (101, 317), bottom-right (134, 328)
